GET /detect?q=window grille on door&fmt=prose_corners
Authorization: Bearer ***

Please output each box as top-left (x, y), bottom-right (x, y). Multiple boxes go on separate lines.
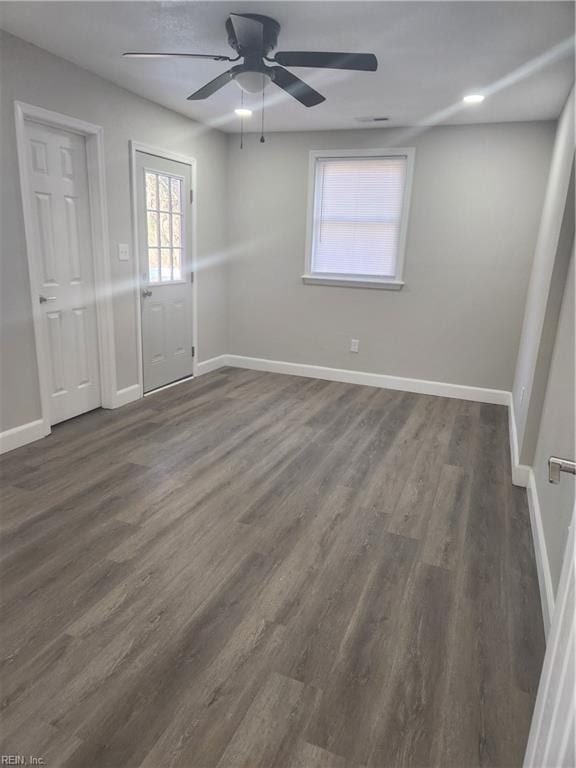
top-left (145, 171), bottom-right (183, 283)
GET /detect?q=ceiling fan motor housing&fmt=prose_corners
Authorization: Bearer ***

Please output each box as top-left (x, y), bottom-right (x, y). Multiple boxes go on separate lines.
top-left (225, 14), bottom-right (280, 56)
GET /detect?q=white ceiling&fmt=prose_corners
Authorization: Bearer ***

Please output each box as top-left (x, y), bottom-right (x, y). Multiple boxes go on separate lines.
top-left (1, 1), bottom-right (574, 133)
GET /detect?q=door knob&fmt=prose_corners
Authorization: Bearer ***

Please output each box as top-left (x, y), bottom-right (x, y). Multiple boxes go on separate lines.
top-left (549, 457), bottom-right (576, 484)
top-left (39, 295), bottom-right (56, 303)
top-left (142, 289), bottom-right (152, 298)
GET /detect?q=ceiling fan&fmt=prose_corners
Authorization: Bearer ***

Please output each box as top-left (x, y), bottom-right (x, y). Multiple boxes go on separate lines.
top-left (123, 13), bottom-right (378, 107)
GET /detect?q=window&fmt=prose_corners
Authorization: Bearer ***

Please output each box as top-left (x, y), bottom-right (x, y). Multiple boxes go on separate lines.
top-left (145, 170), bottom-right (183, 283)
top-left (304, 149), bottom-right (414, 289)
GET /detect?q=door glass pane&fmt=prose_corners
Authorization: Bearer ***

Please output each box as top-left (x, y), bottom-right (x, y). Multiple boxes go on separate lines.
top-left (160, 213), bottom-right (171, 247)
top-left (148, 248), bottom-right (159, 282)
top-left (160, 248), bottom-right (172, 281)
top-left (172, 248), bottom-right (182, 280)
top-left (147, 211), bottom-right (158, 247)
top-left (158, 175), bottom-right (170, 212)
top-left (145, 172), bottom-right (157, 209)
top-left (172, 213), bottom-right (182, 247)
top-left (171, 178), bottom-right (182, 213)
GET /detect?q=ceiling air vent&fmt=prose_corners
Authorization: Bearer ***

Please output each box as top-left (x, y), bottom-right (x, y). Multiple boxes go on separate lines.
top-left (355, 116), bottom-right (390, 123)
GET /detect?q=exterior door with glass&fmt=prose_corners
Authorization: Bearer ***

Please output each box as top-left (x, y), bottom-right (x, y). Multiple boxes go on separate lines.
top-left (136, 151), bottom-right (194, 393)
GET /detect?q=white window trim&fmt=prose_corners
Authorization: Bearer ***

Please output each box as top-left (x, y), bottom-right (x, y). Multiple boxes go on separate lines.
top-left (303, 147), bottom-right (415, 290)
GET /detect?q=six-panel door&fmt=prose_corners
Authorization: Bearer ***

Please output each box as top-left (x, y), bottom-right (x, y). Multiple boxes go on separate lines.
top-left (25, 120), bottom-right (101, 425)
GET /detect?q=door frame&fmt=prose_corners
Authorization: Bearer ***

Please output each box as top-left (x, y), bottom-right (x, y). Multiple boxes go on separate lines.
top-left (129, 140), bottom-right (198, 392)
top-left (14, 101), bottom-right (117, 438)
top-left (524, 503), bottom-right (575, 766)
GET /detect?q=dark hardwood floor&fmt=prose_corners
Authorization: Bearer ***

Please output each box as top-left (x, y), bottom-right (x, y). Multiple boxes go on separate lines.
top-left (0, 368), bottom-right (545, 767)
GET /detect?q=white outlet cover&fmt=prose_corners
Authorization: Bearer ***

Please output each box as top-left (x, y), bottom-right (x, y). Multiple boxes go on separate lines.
top-left (118, 243), bottom-right (130, 261)
top-left (350, 339), bottom-right (360, 353)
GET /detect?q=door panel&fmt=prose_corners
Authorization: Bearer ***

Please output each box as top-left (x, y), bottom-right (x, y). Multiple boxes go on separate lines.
top-left (146, 302), bottom-right (166, 363)
top-left (60, 145), bottom-right (75, 179)
top-left (136, 151), bottom-right (194, 393)
top-left (25, 120), bottom-right (101, 424)
top-left (169, 301), bottom-right (187, 358)
top-left (35, 192), bottom-right (57, 283)
top-left (30, 138), bottom-right (49, 174)
top-left (64, 196), bottom-right (82, 282)
top-left (72, 307), bottom-right (91, 386)
top-left (47, 311), bottom-right (66, 394)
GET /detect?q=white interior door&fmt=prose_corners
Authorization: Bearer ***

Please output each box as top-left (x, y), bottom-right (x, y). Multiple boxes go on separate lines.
top-left (24, 120), bottom-right (101, 425)
top-left (533, 251), bottom-right (575, 594)
top-left (524, 250), bottom-right (575, 766)
top-left (136, 152), bottom-right (194, 393)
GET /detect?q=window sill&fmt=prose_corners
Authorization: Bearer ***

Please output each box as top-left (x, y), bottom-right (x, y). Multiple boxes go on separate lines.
top-left (302, 275), bottom-right (405, 290)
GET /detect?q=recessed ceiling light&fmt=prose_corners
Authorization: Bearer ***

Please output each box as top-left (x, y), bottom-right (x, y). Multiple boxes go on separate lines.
top-left (235, 107), bottom-right (253, 117)
top-left (463, 94), bottom-right (485, 104)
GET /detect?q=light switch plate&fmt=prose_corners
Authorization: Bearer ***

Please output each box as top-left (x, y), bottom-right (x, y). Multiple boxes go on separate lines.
top-left (118, 243), bottom-right (130, 261)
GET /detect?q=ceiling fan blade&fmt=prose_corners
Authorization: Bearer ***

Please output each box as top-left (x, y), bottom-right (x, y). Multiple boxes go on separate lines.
top-left (187, 69), bottom-right (235, 100)
top-left (229, 14), bottom-right (264, 52)
top-left (123, 52), bottom-right (234, 61)
top-left (270, 67), bottom-right (325, 107)
top-left (273, 52), bottom-right (377, 71)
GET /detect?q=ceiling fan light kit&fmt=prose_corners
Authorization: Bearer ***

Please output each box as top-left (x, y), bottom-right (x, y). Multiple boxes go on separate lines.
top-left (233, 69), bottom-right (271, 94)
top-left (123, 12), bottom-right (378, 122)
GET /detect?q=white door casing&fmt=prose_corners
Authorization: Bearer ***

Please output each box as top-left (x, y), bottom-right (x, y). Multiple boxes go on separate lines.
top-left (524, 503), bottom-right (575, 767)
top-left (135, 150), bottom-right (195, 393)
top-left (12, 101), bottom-right (116, 451)
top-left (23, 120), bottom-right (101, 424)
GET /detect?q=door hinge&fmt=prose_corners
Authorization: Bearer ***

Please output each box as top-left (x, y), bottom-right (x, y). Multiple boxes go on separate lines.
top-left (191, 345), bottom-right (195, 358)
top-left (190, 189), bottom-right (194, 204)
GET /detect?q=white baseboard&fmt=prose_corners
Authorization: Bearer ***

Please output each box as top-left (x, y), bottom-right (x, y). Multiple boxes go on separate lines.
top-left (0, 382), bottom-right (146, 454)
top-left (222, 354), bottom-right (511, 405)
top-left (196, 355), bottom-right (230, 376)
top-left (508, 398), bottom-right (531, 487)
top-left (108, 384), bottom-right (142, 408)
top-left (526, 469), bottom-right (555, 638)
top-left (0, 418), bottom-right (49, 454)
top-left (0, 355), bottom-right (513, 455)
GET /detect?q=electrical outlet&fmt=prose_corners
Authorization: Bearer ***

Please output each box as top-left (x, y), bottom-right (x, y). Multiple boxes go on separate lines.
top-left (118, 243), bottom-right (130, 261)
top-left (350, 339), bottom-right (360, 353)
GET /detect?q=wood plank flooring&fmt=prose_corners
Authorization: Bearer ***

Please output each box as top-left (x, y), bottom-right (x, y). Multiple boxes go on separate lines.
top-left (0, 368), bottom-right (545, 767)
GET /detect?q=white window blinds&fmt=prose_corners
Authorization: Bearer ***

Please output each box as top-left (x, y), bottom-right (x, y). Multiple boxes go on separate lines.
top-left (310, 155), bottom-right (408, 278)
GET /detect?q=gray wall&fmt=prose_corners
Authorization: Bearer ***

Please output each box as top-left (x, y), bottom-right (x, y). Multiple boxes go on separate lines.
top-left (0, 29), bottom-right (562, 439)
top-left (226, 122), bottom-right (554, 390)
top-left (0, 31), bottom-right (228, 432)
top-left (512, 87), bottom-right (575, 464)
top-left (533, 249), bottom-right (575, 594)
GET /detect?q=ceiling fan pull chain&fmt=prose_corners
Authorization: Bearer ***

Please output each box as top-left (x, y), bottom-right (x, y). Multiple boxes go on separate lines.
top-left (260, 74), bottom-right (266, 144)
